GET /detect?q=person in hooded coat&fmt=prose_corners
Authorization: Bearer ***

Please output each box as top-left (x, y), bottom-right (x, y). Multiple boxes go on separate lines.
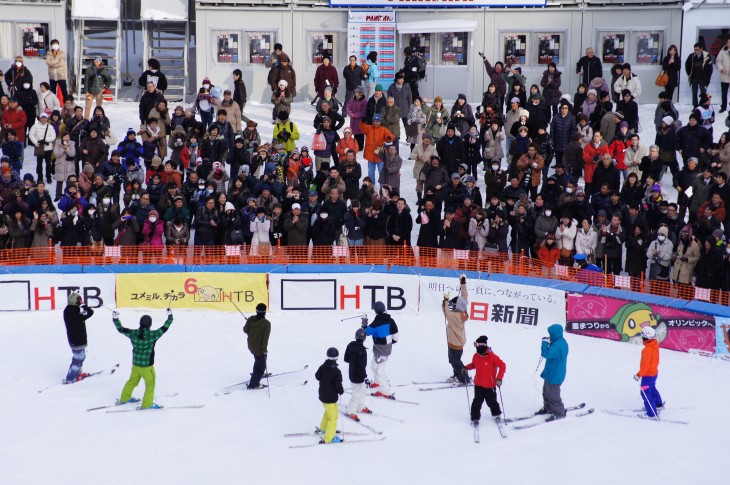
top-left (539, 324), bottom-right (568, 419)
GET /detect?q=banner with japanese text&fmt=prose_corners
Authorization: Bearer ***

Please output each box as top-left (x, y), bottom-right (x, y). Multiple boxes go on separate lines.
top-left (116, 273), bottom-right (267, 312)
top-left (269, 273), bottom-right (419, 315)
top-left (566, 294), bottom-right (715, 353)
top-left (347, 11), bottom-right (397, 84)
top-left (419, 276), bottom-right (566, 329)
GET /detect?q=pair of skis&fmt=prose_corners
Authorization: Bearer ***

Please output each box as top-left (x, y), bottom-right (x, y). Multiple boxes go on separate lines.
top-left (38, 364), bottom-right (120, 393)
top-left (472, 417), bottom-right (507, 443)
top-left (287, 426), bottom-right (386, 448)
top-left (215, 365), bottom-right (309, 395)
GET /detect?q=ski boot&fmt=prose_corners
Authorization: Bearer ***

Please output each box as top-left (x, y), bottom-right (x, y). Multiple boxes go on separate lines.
top-left (74, 372), bottom-right (89, 382)
top-left (372, 391), bottom-right (394, 399)
top-left (346, 413), bottom-right (360, 422)
top-left (117, 397), bottom-right (140, 405)
top-left (368, 382), bottom-right (380, 389)
top-left (535, 407), bottom-right (549, 415)
top-left (359, 407), bottom-right (373, 414)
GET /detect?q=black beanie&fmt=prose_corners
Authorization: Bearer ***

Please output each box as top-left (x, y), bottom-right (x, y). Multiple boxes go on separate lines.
top-left (256, 303), bottom-right (267, 315)
top-left (373, 301), bottom-right (386, 314)
top-left (140, 315), bottom-right (152, 328)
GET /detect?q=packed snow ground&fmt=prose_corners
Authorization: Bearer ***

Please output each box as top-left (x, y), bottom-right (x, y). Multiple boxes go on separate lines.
top-left (1, 307), bottom-right (727, 484)
top-left (21, 97), bottom-right (729, 244)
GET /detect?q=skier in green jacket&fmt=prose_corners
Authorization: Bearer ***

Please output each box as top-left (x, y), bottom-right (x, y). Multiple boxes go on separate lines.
top-left (113, 308), bottom-right (173, 409)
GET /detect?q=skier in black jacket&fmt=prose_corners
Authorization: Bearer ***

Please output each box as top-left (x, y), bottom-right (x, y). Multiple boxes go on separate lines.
top-left (62, 291), bottom-right (94, 384)
top-left (315, 347), bottom-right (345, 444)
top-left (344, 328), bottom-right (371, 420)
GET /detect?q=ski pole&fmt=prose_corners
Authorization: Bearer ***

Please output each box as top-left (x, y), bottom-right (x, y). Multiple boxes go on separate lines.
top-left (265, 358), bottom-right (271, 399)
top-left (231, 300), bottom-right (250, 320)
top-left (340, 313), bottom-right (366, 322)
top-left (464, 370), bottom-right (471, 415)
top-left (638, 381), bottom-right (659, 421)
top-left (498, 385), bottom-right (506, 420)
top-left (339, 394), bottom-right (344, 442)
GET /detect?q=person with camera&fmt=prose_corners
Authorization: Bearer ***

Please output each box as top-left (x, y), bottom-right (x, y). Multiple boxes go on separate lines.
top-left (97, 150), bottom-right (127, 205)
top-left (117, 129), bottom-right (143, 170)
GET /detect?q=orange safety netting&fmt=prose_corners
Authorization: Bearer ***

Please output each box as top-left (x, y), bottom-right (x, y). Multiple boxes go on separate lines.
top-left (0, 244), bottom-right (727, 306)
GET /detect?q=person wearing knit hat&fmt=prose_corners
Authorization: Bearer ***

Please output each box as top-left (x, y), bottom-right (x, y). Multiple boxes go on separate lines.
top-left (112, 307), bottom-right (174, 409)
top-left (315, 346), bottom-right (344, 444)
top-left (62, 291), bottom-right (94, 384)
top-left (463, 333), bottom-right (506, 426)
top-left (434, 95), bottom-right (443, 103)
top-left (243, 303), bottom-right (272, 391)
top-left (661, 115), bottom-right (674, 127)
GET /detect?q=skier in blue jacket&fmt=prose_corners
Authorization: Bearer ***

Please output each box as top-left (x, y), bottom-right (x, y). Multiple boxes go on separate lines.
top-left (538, 323), bottom-right (568, 419)
top-left (362, 301), bottom-right (399, 398)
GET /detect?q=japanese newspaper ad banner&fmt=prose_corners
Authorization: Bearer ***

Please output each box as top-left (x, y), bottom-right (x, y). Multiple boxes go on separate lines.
top-left (0, 273), bottom-right (116, 312)
top-left (116, 273), bottom-right (267, 312)
top-left (566, 294), bottom-right (715, 354)
top-left (347, 11), bottom-right (396, 83)
top-left (268, 273), bottom-right (419, 315)
top-left (335, 0), bottom-right (544, 6)
top-left (419, 276), bottom-right (566, 328)
top-left (716, 317), bottom-right (730, 358)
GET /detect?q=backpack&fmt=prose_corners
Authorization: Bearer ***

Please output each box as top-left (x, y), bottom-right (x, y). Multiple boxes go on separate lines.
top-left (361, 61), bottom-right (370, 79)
top-left (416, 56), bottom-right (427, 80)
top-left (230, 227), bottom-right (244, 245)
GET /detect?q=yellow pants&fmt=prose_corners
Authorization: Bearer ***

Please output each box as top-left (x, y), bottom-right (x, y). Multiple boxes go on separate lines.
top-left (319, 402), bottom-right (339, 443)
top-left (84, 92), bottom-right (104, 118)
top-left (120, 365), bottom-right (156, 409)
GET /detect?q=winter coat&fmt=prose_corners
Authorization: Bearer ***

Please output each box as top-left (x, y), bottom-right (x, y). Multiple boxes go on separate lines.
top-left (582, 141), bottom-right (610, 185)
top-left (273, 120), bottom-right (300, 153)
top-left (574, 226), bottom-right (598, 256)
top-left (38, 90), bottom-right (61, 116)
top-left (717, 46), bottom-right (730, 84)
top-left (450, 102), bottom-right (475, 138)
top-left (272, 65), bottom-right (297, 96)
top-left (380, 104), bottom-right (401, 139)
top-left (359, 123), bottom-right (394, 163)
top-left (637, 339), bottom-right (659, 378)
top-left (482, 58), bottom-right (507, 97)
top-left (555, 219), bottom-right (577, 251)
top-left (314, 64), bottom-right (339, 97)
top-left (576, 56), bottom-right (603, 85)
top-left (689, 176), bottom-right (716, 214)
top-left (416, 207), bottom-right (440, 248)
top-left (165, 221), bottom-right (190, 246)
top-left (53, 140), bottom-right (77, 183)
top-left (422, 163), bottom-right (450, 192)
top-left (344, 339), bottom-right (367, 384)
top-left (4, 66), bottom-right (33, 96)
top-left (468, 217), bottom-right (489, 250)
top-left (250, 216), bottom-right (271, 247)
top-left (676, 124), bottom-right (712, 162)
top-left (387, 83), bottom-right (413, 118)
top-left (696, 246), bottom-right (724, 290)
top-left (84, 63), bottom-right (112, 95)
top-left (315, 359), bottom-right (344, 404)
top-left (624, 230), bottom-right (649, 275)
top-left (423, 103), bottom-right (450, 141)
top-left (343, 208), bottom-right (366, 241)
top-left (365, 313), bottom-right (399, 358)
top-left (366, 95), bottom-right (386, 124)
top-left (550, 112), bottom-right (576, 154)
top-left (379, 152), bottom-right (402, 191)
top-left (271, 89), bottom-right (293, 115)
top-left (516, 153), bottom-right (545, 188)
top-left (482, 128), bottom-right (505, 162)
top-left (346, 96), bottom-right (368, 135)
top-left (342, 64), bottom-right (365, 92)
top-left (2, 106), bottom-right (27, 142)
top-left (365, 59), bottom-right (380, 85)
top-left (534, 214), bottom-right (558, 246)
top-left (46, 49), bottom-right (68, 81)
top-left (410, 143), bottom-right (437, 182)
top-left (685, 50), bottom-right (713, 85)
top-left (385, 207), bottom-right (412, 245)
top-left (613, 73), bottom-right (642, 100)
top-left (405, 105), bottom-right (426, 144)
top-left (465, 348), bottom-right (506, 389)
top-left (437, 135), bottom-right (465, 174)
top-left (139, 70), bottom-right (168, 92)
top-left (29, 120), bottom-right (57, 151)
top-left (79, 137), bottom-right (108, 167)
top-left (671, 237), bottom-right (700, 284)
top-left (541, 324), bottom-right (568, 385)
top-left (540, 70), bottom-right (562, 107)
top-left (243, 314), bottom-right (271, 357)
top-left (63, 303), bottom-right (94, 348)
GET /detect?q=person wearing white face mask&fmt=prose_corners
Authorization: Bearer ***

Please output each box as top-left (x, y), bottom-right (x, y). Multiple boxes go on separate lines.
top-left (5, 55), bottom-right (33, 97)
top-left (45, 39), bottom-right (68, 100)
top-left (646, 225), bottom-right (674, 289)
top-left (15, 78), bottom-right (38, 143)
top-left (97, 194), bottom-right (120, 246)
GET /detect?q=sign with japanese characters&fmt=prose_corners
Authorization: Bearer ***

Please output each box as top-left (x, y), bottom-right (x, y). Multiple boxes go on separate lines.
top-left (715, 317), bottom-right (730, 357)
top-left (269, 273), bottom-right (419, 315)
top-left (115, 273), bottom-right (267, 312)
top-left (419, 276), bottom-right (566, 328)
top-left (566, 294), bottom-right (715, 354)
top-left (0, 274), bottom-right (116, 312)
top-left (333, 0), bottom-right (544, 5)
top-left (347, 10), bottom-right (397, 83)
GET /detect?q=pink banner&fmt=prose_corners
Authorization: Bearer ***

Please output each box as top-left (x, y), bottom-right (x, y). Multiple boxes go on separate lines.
top-left (566, 294), bottom-right (715, 353)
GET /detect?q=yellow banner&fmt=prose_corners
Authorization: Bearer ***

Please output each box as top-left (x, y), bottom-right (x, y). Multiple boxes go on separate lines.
top-left (116, 273), bottom-right (267, 312)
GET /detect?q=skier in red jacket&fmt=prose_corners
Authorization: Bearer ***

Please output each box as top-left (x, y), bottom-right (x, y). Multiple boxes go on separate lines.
top-left (463, 335), bottom-right (506, 424)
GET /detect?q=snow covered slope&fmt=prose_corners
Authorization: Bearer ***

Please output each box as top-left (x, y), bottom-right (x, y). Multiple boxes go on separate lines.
top-left (2, 307), bottom-right (726, 484)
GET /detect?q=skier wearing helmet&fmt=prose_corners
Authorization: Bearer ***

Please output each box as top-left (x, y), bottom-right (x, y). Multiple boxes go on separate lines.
top-left (634, 326), bottom-right (664, 418)
top-left (62, 291), bottom-right (94, 384)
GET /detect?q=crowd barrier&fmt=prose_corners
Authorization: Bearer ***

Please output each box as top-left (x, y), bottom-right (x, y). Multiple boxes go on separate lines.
top-left (1, 245), bottom-right (728, 358)
top-left (1, 244), bottom-right (729, 306)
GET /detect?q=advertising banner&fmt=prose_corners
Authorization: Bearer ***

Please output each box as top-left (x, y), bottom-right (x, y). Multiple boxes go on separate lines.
top-left (0, 274), bottom-right (115, 312)
top-left (347, 11), bottom-right (397, 84)
top-left (566, 294), bottom-right (715, 353)
top-left (269, 273), bottom-right (419, 315)
top-left (335, 0), bottom-right (544, 6)
top-left (419, 277), bottom-right (566, 329)
top-left (116, 273), bottom-right (267, 312)
top-left (716, 317), bottom-right (730, 357)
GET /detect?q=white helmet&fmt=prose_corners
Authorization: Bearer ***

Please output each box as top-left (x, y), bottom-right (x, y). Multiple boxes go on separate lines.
top-left (641, 326), bottom-right (656, 339)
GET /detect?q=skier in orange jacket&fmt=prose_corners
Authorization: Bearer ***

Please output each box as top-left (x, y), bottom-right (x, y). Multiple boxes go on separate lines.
top-left (633, 326), bottom-right (664, 418)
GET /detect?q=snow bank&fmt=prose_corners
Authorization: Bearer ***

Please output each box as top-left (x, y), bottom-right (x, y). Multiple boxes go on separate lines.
top-left (71, 0), bottom-right (120, 20)
top-left (141, 0), bottom-right (188, 21)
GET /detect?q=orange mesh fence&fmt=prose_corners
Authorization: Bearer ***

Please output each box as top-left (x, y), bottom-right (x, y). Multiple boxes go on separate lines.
top-left (0, 244), bottom-right (727, 305)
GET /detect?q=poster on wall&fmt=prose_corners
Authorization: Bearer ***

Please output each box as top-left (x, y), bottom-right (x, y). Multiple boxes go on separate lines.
top-left (20, 23), bottom-right (49, 58)
top-left (214, 31), bottom-right (239, 63)
top-left (536, 33), bottom-right (561, 65)
top-left (600, 32), bottom-right (626, 64)
top-left (268, 273), bottom-right (419, 315)
top-left (248, 32), bottom-right (273, 65)
top-left (407, 33), bottom-right (431, 62)
top-left (419, 277), bottom-right (566, 329)
top-left (566, 294), bottom-right (715, 354)
top-left (312, 33), bottom-right (335, 64)
top-left (697, 28), bottom-right (730, 57)
top-left (716, 317), bottom-right (730, 357)
top-left (441, 32), bottom-right (468, 66)
top-left (347, 10), bottom-right (397, 83)
top-left (502, 33), bottom-right (527, 65)
top-left (635, 31), bottom-right (663, 65)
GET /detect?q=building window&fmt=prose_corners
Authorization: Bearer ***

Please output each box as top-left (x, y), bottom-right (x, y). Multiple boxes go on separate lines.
top-left (599, 32), bottom-right (627, 64)
top-left (311, 33), bottom-right (337, 65)
top-left (634, 31), bottom-right (664, 65)
top-left (406, 33), bottom-right (431, 62)
top-left (213, 31), bottom-right (240, 64)
top-left (535, 33), bottom-right (562, 65)
top-left (501, 33), bottom-right (528, 66)
top-left (19, 23), bottom-right (49, 58)
top-left (440, 32), bottom-right (468, 66)
top-left (248, 32), bottom-right (275, 65)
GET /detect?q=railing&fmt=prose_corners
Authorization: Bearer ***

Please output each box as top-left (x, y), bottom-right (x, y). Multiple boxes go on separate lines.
top-left (1, 243), bottom-right (727, 306)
